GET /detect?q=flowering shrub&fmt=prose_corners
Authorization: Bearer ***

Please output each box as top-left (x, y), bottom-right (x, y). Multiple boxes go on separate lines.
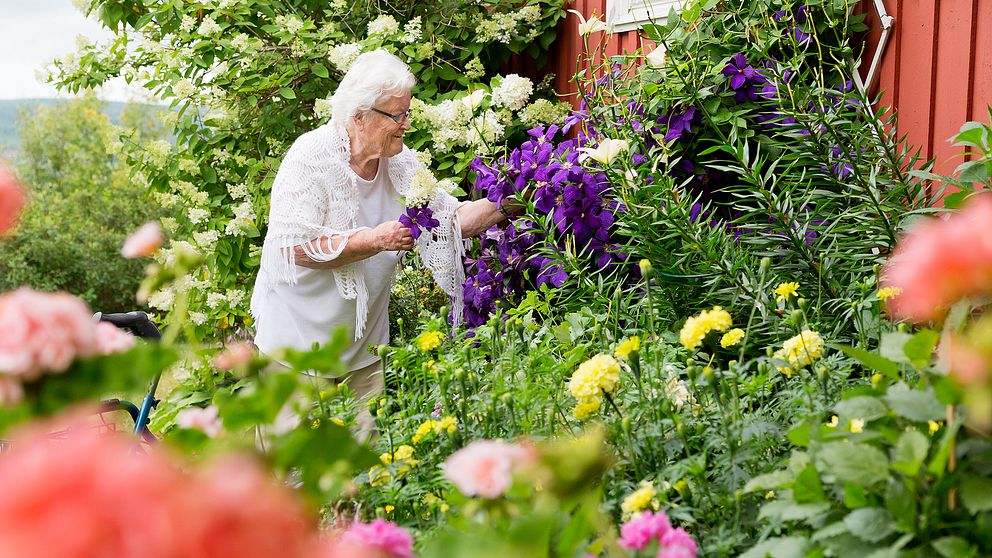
top-left (55, 0), bottom-right (566, 335)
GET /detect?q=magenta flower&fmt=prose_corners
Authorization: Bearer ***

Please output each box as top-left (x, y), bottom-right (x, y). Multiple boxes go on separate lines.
top-left (618, 510), bottom-right (671, 550)
top-left (658, 528), bottom-right (698, 558)
top-left (340, 519), bottom-right (415, 558)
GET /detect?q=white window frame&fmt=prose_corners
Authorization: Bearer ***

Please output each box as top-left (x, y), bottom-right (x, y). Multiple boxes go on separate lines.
top-left (606, 0), bottom-right (683, 33)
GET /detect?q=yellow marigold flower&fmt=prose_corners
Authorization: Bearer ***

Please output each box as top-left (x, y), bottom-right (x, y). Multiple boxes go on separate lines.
top-left (679, 307), bottom-right (733, 350)
top-left (568, 354), bottom-right (622, 400)
top-left (379, 452), bottom-right (393, 465)
top-left (393, 444), bottom-right (415, 461)
top-left (369, 465), bottom-right (392, 486)
top-left (774, 282), bottom-right (800, 303)
top-left (385, 505), bottom-right (395, 514)
top-left (928, 420), bottom-right (942, 435)
top-left (573, 397), bottom-right (602, 419)
top-left (720, 328), bottom-right (745, 348)
top-left (413, 420), bottom-right (438, 444)
top-left (871, 373), bottom-right (883, 386)
top-left (877, 286), bottom-right (903, 301)
top-left (415, 330), bottom-right (444, 351)
top-left (440, 503), bottom-right (450, 513)
top-left (331, 417), bottom-right (345, 426)
top-left (765, 491), bottom-right (776, 500)
top-left (614, 336), bottom-right (641, 360)
top-left (773, 330), bottom-right (825, 375)
top-left (827, 415), bottom-right (839, 428)
top-left (437, 416), bottom-right (457, 434)
top-left (849, 418), bottom-right (865, 433)
top-left (621, 481), bottom-right (657, 516)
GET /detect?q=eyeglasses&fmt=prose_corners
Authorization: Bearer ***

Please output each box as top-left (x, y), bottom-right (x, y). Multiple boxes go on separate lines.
top-left (370, 106), bottom-right (412, 124)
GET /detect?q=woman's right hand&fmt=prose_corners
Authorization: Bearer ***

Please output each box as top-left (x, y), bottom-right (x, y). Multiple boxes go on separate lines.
top-left (373, 220), bottom-right (415, 251)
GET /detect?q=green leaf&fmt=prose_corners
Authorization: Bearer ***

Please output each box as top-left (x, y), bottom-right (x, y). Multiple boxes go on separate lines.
top-left (759, 500), bottom-right (830, 522)
top-left (960, 475), bottom-right (992, 514)
top-left (932, 537), bottom-right (977, 558)
top-left (953, 121), bottom-right (990, 149)
top-left (214, 372), bottom-right (298, 429)
top-left (739, 536), bottom-right (811, 558)
top-left (745, 470), bottom-right (794, 493)
top-left (885, 480), bottom-right (917, 533)
top-left (891, 430), bottom-right (929, 476)
top-left (883, 383), bottom-right (945, 422)
top-left (844, 482), bottom-right (868, 508)
top-left (271, 420), bottom-right (378, 502)
top-left (311, 63), bottom-right (329, 78)
top-left (879, 332), bottom-right (913, 364)
top-left (277, 327), bottom-right (350, 377)
top-left (834, 396), bottom-right (889, 422)
top-left (793, 464), bottom-right (826, 503)
top-left (279, 87), bottom-right (297, 99)
top-left (844, 508), bottom-right (896, 543)
top-left (903, 329), bottom-right (939, 367)
top-left (832, 344), bottom-right (899, 377)
top-left (816, 442), bottom-right (890, 486)
top-left (787, 421), bottom-right (811, 447)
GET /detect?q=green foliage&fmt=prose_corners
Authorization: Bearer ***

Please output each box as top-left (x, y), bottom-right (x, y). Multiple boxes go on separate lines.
top-left (0, 96), bottom-right (167, 311)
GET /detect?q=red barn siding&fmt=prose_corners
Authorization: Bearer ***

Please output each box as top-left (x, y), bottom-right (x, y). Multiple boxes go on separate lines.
top-left (551, 1), bottom-right (992, 176)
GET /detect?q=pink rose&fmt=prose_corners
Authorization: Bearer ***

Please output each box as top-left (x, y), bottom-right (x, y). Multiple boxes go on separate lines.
top-left (121, 221), bottom-right (163, 258)
top-left (882, 195), bottom-right (992, 323)
top-left (440, 439), bottom-right (530, 499)
top-left (0, 375), bottom-right (24, 406)
top-left (658, 527), bottom-right (698, 558)
top-left (618, 510), bottom-right (671, 550)
top-left (176, 405), bottom-right (223, 438)
top-left (213, 342), bottom-right (254, 370)
top-left (0, 163), bottom-right (27, 237)
top-left (95, 322), bottom-right (137, 355)
top-left (0, 412), bottom-right (316, 558)
top-left (0, 288), bottom-right (98, 380)
top-left (338, 519), bottom-right (415, 558)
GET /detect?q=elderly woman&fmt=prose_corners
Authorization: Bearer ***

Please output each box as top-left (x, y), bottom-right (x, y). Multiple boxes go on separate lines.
top-left (250, 50), bottom-right (509, 402)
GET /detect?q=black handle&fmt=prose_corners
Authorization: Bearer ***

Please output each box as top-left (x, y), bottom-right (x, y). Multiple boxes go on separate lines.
top-left (94, 311), bottom-right (162, 340)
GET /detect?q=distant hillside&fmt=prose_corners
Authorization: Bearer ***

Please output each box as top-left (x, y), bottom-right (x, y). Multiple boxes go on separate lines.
top-left (0, 99), bottom-right (134, 158)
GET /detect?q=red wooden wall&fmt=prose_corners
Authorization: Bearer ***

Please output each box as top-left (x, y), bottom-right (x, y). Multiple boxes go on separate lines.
top-left (549, 1), bottom-right (992, 176)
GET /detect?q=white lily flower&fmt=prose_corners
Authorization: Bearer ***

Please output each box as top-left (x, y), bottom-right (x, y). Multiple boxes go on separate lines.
top-left (568, 9), bottom-right (609, 36)
top-left (578, 138), bottom-right (630, 165)
top-left (646, 45), bottom-right (666, 69)
top-left (461, 89), bottom-right (487, 112)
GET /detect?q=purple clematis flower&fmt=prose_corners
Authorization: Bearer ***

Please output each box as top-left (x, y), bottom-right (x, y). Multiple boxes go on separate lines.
top-left (398, 205), bottom-right (439, 240)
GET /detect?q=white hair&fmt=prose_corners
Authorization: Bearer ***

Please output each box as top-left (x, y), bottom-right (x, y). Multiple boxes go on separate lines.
top-left (330, 49), bottom-right (416, 127)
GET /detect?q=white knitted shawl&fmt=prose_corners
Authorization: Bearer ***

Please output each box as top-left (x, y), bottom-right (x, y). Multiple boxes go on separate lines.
top-left (250, 121), bottom-right (465, 340)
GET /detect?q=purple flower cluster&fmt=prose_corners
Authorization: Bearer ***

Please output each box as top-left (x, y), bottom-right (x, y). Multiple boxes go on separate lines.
top-left (398, 205), bottom-right (439, 240)
top-left (462, 125), bottom-right (629, 326)
top-left (722, 53), bottom-right (768, 103)
top-left (774, 5), bottom-right (811, 45)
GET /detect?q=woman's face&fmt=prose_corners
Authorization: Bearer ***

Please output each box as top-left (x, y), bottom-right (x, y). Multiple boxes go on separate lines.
top-left (354, 91), bottom-right (412, 159)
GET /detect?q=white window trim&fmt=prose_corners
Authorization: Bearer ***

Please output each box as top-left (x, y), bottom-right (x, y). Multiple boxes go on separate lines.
top-left (607, 0), bottom-right (683, 33)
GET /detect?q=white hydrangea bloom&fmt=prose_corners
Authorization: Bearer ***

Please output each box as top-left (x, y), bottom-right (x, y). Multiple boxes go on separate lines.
top-left (328, 42), bottom-right (362, 71)
top-left (173, 78), bottom-right (195, 99)
top-left (180, 15), bottom-right (196, 32)
top-left (401, 16), bottom-right (422, 43)
top-left (145, 140), bottom-right (172, 167)
top-left (160, 217), bottom-right (179, 234)
top-left (519, 98), bottom-right (572, 126)
top-left (179, 159), bottom-right (200, 175)
top-left (148, 287), bottom-right (175, 311)
top-left (188, 208), bottom-right (210, 225)
top-left (466, 109), bottom-right (505, 151)
top-left (75, 34), bottom-right (92, 50)
top-left (275, 14), bottom-right (304, 34)
top-left (206, 292), bottom-right (227, 309)
top-left (193, 230), bottom-right (221, 249)
top-left (411, 149), bottom-right (432, 168)
top-left (154, 192), bottom-right (180, 208)
top-left (230, 34), bottom-right (251, 51)
top-left (491, 74), bottom-right (533, 111)
top-left (198, 16), bottom-right (223, 36)
top-left (227, 182), bottom-right (250, 200)
top-left (367, 14), bottom-right (399, 36)
top-left (314, 97), bottom-right (333, 120)
top-left (225, 201), bottom-right (256, 235)
top-left (406, 168), bottom-right (442, 208)
top-left (225, 289), bottom-right (246, 307)
top-left (189, 311), bottom-right (208, 326)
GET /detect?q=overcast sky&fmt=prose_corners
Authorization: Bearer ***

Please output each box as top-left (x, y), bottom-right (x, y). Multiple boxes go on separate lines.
top-left (0, 0), bottom-right (143, 101)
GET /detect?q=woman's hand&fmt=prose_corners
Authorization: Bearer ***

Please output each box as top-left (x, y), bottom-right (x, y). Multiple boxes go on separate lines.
top-left (373, 220), bottom-right (415, 251)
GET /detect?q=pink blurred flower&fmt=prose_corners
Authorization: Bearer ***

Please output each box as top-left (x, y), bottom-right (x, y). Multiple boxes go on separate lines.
top-left (440, 439), bottom-right (531, 499)
top-left (0, 288), bottom-right (98, 380)
top-left (882, 195), bottom-right (992, 323)
top-left (939, 331), bottom-right (990, 386)
top-left (213, 342), bottom-right (254, 370)
top-left (618, 510), bottom-right (671, 550)
top-left (0, 375), bottom-right (24, 406)
top-left (95, 321), bottom-right (137, 355)
top-left (0, 163), bottom-right (27, 237)
top-left (0, 413), bottom-right (316, 558)
top-left (657, 527), bottom-right (698, 558)
top-left (121, 221), bottom-right (163, 258)
top-left (339, 519), bottom-right (415, 558)
top-left (176, 404), bottom-right (223, 437)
